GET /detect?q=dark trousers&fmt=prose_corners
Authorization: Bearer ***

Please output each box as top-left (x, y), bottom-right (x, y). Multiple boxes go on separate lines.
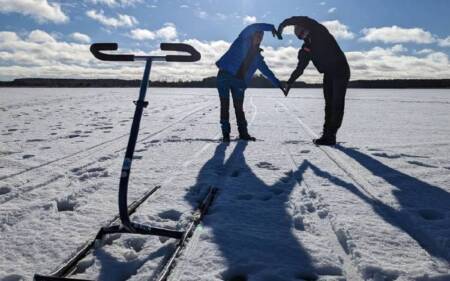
top-left (217, 70), bottom-right (248, 136)
top-left (322, 67), bottom-right (350, 136)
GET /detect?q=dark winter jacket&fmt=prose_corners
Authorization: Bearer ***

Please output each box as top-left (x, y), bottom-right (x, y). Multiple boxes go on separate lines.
top-left (279, 16), bottom-right (350, 84)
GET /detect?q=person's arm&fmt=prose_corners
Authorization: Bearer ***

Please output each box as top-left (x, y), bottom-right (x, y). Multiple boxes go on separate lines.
top-left (257, 55), bottom-right (282, 88)
top-left (238, 23), bottom-right (277, 39)
top-left (287, 45), bottom-right (311, 85)
top-left (277, 16), bottom-right (314, 37)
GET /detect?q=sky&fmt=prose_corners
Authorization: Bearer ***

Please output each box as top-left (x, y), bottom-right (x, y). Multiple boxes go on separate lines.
top-left (0, 0), bottom-right (449, 82)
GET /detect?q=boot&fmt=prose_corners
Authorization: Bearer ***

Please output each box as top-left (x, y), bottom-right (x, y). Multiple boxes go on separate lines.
top-left (313, 132), bottom-right (336, 146)
top-left (239, 132), bottom-right (256, 141)
top-left (222, 133), bottom-right (230, 142)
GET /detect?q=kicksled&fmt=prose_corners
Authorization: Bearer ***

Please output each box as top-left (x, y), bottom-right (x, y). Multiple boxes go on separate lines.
top-left (34, 42), bottom-right (217, 281)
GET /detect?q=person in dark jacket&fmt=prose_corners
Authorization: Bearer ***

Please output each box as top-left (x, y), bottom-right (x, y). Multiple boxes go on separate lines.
top-left (278, 16), bottom-right (351, 146)
top-left (216, 23), bottom-right (284, 142)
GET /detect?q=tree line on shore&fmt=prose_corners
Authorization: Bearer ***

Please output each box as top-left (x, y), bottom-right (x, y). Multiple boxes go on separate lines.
top-left (1, 76), bottom-right (449, 88)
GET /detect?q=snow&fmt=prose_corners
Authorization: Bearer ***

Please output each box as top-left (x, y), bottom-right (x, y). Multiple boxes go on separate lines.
top-left (0, 88), bottom-right (449, 281)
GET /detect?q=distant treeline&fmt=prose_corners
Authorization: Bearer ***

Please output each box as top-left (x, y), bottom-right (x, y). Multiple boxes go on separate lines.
top-left (1, 77), bottom-right (450, 88)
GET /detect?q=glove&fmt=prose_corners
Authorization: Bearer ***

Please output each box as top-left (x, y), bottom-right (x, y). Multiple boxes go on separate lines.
top-left (279, 86), bottom-right (287, 97)
top-left (277, 24), bottom-right (285, 40)
top-left (272, 27), bottom-right (283, 40)
top-left (285, 82), bottom-right (292, 96)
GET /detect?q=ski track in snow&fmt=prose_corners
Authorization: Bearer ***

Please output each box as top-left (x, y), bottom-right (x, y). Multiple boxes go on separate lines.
top-left (0, 102), bottom-right (214, 233)
top-left (1, 88), bottom-right (449, 281)
top-left (277, 100), bottom-right (450, 280)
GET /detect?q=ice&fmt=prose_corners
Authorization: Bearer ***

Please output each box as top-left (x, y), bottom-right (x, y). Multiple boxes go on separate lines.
top-left (0, 88), bottom-right (449, 280)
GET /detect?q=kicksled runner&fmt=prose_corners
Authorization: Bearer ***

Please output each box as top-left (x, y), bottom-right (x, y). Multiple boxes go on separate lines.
top-left (34, 42), bottom-right (217, 281)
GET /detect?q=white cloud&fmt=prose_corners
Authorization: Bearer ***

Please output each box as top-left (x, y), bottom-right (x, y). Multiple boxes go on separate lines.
top-left (0, 31), bottom-right (20, 42)
top-left (129, 29), bottom-right (156, 40)
top-left (86, 0), bottom-right (142, 7)
top-left (345, 45), bottom-right (450, 80)
top-left (438, 36), bottom-right (450, 47)
top-left (180, 5), bottom-right (189, 8)
top-left (129, 23), bottom-right (177, 41)
top-left (1, 31), bottom-right (449, 83)
top-left (243, 15), bottom-right (257, 25)
top-left (70, 32), bottom-right (91, 43)
top-left (361, 25), bottom-right (436, 44)
top-left (28, 29), bottom-right (56, 43)
top-left (322, 20), bottom-right (355, 40)
top-left (0, 30), bottom-right (92, 70)
top-left (328, 7), bottom-right (336, 13)
top-left (86, 9), bottom-right (138, 28)
top-left (320, 2), bottom-right (326, 5)
top-left (156, 23), bottom-right (177, 41)
top-left (0, 0), bottom-right (68, 23)
top-left (415, 48), bottom-right (434, 55)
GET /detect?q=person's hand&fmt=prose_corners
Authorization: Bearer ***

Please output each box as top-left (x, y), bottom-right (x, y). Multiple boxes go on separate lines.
top-left (280, 82), bottom-right (292, 97)
top-left (277, 24), bottom-right (285, 39)
top-left (272, 26), bottom-right (282, 40)
top-left (279, 84), bottom-right (288, 97)
top-left (279, 86), bottom-right (287, 97)
top-left (285, 82), bottom-right (292, 96)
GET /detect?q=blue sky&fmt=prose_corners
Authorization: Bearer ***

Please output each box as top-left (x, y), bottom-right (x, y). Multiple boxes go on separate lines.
top-left (0, 0), bottom-right (449, 82)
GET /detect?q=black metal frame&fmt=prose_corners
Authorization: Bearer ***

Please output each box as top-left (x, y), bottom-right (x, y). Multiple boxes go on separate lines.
top-left (34, 43), bottom-right (202, 280)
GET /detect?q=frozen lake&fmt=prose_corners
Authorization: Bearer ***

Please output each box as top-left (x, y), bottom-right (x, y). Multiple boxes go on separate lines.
top-left (1, 88), bottom-right (449, 280)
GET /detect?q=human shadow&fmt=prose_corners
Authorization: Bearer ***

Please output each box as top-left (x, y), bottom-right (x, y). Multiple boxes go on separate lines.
top-left (184, 141), bottom-right (339, 281)
top-left (322, 145), bottom-right (450, 261)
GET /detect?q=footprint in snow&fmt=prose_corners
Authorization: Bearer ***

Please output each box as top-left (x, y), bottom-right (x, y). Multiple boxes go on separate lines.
top-left (98, 155), bottom-right (112, 162)
top-left (158, 209), bottom-right (182, 221)
top-left (371, 152), bottom-right (402, 159)
top-left (26, 138), bottom-right (45, 142)
top-left (256, 162), bottom-right (280, 171)
top-left (66, 134), bottom-right (80, 139)
top-left (418, 209), bottom-right (445, 220)
top-left (407, 160), bottom-right (438, 168)
top-left (124, 237), bottom-right (147, 252)
top-left (0, 186), bottom-right (11, 195)
top-left (72, 167), bottom-right (109, 181)
top-left (56, 195), bottom-right (77, 212)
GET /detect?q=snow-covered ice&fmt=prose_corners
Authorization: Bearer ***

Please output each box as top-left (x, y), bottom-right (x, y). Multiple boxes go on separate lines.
top-left (0, 88), bottom-right (449, 281)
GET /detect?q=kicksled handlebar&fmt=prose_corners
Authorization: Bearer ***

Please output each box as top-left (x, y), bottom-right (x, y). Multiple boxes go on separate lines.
top-left (90, 42), bottom-right (201, 62)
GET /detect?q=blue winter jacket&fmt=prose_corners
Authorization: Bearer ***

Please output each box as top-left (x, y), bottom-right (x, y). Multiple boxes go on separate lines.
top-left (216, 23), bottom-right (281, 88)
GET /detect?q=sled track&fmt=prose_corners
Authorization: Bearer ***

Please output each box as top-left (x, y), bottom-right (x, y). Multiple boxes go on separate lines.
top-left (0, 102), bottom-right (211, 182)
top-left (0, 102), bottom-right (216, 234)
top-left (0, 103), bottom-right (212, 205)
top-left (277, 101), bottom-right (449, 264)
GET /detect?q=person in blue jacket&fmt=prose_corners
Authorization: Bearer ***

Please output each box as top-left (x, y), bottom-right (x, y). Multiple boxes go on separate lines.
top-left (216, 23), bottom-right (284, 142)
